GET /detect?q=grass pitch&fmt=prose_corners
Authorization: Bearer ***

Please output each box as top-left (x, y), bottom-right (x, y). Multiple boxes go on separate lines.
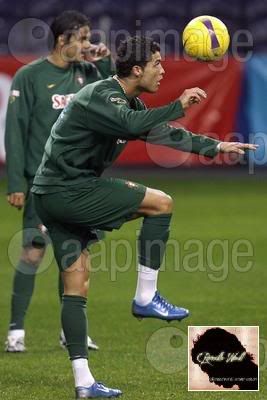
top-left (0, 175), bottom-right (266, 400)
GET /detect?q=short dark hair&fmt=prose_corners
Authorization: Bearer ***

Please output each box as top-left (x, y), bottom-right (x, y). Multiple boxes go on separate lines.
top-left (49, 10), bottom-right (90, 48)
top-left (116, 36), bottom-right (160, 78)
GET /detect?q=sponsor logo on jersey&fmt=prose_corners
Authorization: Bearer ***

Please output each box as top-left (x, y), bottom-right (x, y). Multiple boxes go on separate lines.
top-left (110, 97), bottom-right (127, 105)
top-left (116, 139), bottom-right (127, 145)
top-left (47, 83), bottom-right (56, 89)
top-left (52, 93), bottom-right (75, 110)
top-left (125, 181), bottom-right (138, 189)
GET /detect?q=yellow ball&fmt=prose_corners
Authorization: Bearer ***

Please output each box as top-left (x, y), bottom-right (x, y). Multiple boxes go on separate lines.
top-left (182, 15), bottom-right (230, 61)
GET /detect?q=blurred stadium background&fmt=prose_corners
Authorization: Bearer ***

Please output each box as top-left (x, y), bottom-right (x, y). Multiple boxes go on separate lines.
top-left (0, 1), bottom-right (266, 400)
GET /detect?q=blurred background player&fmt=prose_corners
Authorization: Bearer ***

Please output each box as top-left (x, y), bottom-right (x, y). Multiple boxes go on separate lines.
top-left (4, 10), bottom-right (114, 353)
top-left (32, 36), bottom-right (257, 398)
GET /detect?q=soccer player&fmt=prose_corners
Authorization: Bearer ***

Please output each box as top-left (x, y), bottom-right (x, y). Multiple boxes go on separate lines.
top-left (31, 36), bottom-right (257, 398)
top-left (5, 10), bottom-right (114, 352)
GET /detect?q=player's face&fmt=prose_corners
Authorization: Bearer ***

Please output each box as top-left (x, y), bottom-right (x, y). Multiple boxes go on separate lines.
top-left (61, 26), bottom-right (91, 62)
top-left (138, 52), bottom-right (165, 93)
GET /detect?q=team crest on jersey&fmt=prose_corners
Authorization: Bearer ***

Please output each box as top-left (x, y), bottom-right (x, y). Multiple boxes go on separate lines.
top-left (110, 97), bottom-right (127, 105)
top-left (9, 96), bottom-right (16, 104)
top-left (9, 89), bottom-right (20, 104)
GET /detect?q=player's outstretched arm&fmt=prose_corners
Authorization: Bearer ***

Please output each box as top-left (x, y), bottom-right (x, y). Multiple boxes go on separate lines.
top-left (87, 89), bottom-right (185, 139)
top-left (140, 123), bottom-right (220, 157)
top-left (140, 124), bottom-right (258, 158)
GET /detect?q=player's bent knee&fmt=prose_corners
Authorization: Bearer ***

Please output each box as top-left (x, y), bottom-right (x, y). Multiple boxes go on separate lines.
top-left (157, 193), bottom-right (173, 214)
top-left (139, 188), bottom-right (173, 215)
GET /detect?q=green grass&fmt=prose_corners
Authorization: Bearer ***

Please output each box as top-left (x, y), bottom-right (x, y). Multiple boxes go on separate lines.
top-left (0, 176), bottom-right (266, 400)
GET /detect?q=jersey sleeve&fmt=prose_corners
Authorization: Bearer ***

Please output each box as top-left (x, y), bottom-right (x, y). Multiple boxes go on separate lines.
top-left (86, 88), bottom-right (185, 139)
top-left (93, 55), bottom-right (115, 78)
top-left (140, 123), bottom-right (220, 157)
top-left (4, 66), bottom-right (34, 193)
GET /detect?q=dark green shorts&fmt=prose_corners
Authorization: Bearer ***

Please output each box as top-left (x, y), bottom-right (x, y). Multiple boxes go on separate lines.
top-left (23, 184), bottom-right (49, 248)
top-left (33, 177), bottom-right (146, 271)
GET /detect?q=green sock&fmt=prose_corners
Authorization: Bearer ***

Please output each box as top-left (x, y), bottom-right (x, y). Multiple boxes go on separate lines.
top-left (9, 260), bottom-right (37, 330)
top-left (138, 214), bottom-right (172, 270)
top-left (58, 273), bottom-right (64, 303)
top-left (61, 295), bottom-right (88, 360)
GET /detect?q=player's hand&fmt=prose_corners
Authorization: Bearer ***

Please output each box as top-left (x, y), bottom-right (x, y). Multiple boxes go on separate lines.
top-left (84, 43), bottom-right (111, 62)
top-left (179, 87), bottom-right (207, 109)
top-left (219, 142), bottom-right (259, 154)
top-left (7, 192), bottom-right (25, 210)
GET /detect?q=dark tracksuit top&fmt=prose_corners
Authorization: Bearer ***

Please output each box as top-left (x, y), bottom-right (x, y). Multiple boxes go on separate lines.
top-left (32, 77), bottom-right (220, 194)
top-left (5, 56), bottom-right (113, 194)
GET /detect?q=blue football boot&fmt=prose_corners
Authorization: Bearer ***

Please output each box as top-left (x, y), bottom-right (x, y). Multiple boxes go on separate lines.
top-left (132, 291), bottom-right (189, 322)
top-left (75, 382), bottom-right (122, 399)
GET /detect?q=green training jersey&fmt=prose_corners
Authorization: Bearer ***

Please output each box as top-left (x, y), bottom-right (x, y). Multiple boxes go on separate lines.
top-left (32, 77), bottom-right (220, 194)
top-left (5, 56), bottom-right (113, 193)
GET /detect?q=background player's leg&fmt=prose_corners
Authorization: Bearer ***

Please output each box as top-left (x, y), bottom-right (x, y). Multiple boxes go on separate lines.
top-left (6, 246), bottom-right (45, 352)
top-left (6, 189), bottom-right (48, 352)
